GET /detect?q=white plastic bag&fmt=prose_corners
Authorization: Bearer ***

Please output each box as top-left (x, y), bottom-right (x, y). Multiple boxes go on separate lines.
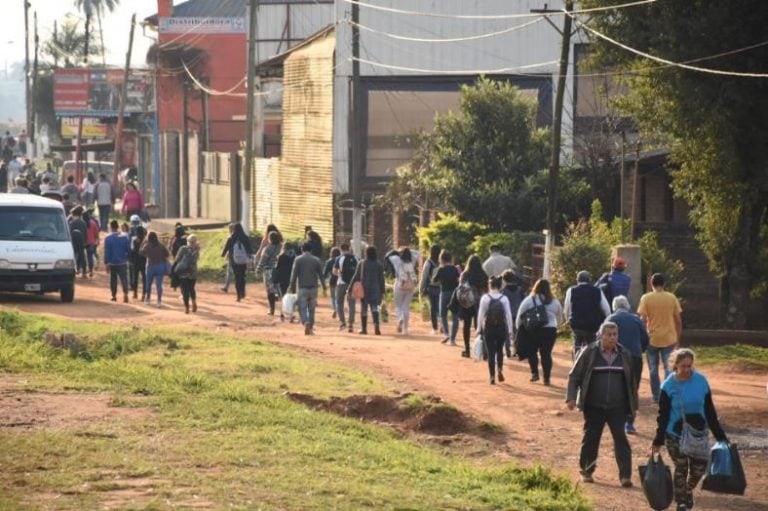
top-left (282, 293), bottom-right (297, 316)
top-left (472, 334), bottom-right (485, 362)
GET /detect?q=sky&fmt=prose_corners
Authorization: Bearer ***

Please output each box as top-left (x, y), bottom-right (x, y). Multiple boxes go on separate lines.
top-left (1, 0), bottom-right (185, 69)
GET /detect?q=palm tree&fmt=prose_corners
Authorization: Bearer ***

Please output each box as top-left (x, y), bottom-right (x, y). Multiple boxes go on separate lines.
top-left (43, 16), bottom-right (102, 67)
top-left (72, 0), bottom-right (119, 63)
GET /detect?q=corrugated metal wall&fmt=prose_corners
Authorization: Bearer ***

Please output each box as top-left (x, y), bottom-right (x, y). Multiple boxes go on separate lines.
top-left (249, 32), bottom-right (335, 241)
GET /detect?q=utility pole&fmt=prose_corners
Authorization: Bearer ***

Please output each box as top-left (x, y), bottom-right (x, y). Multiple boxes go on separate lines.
top-left (31, 11), bottom-right (38, 152)
top-left (242, 0), bottom-right (258, 232)
top-left (349, 0), bottom-right (363, 258)
top-left (619, 130), bottom-right (626, 242)
top-left (113, 14), bottom-right (136, 190)
top-left (532, 1), bottom-right (573, 278)
top-left (24, 0), bottom-right (31, 147)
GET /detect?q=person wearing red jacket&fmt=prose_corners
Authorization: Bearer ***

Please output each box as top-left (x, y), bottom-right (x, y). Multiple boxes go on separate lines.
top-left (120, 182), bottom-right (144, 219)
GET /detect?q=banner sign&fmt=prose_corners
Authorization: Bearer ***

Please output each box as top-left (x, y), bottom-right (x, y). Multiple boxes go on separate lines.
top-left (158, 17), bottom-right (246, 34)
top-left (54, 68), bottom-right (147, 117)
top-left (61, 118), bottom-right (110, 138)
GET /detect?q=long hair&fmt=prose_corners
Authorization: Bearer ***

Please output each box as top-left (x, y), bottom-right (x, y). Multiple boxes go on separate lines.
top-left (429, 244), bottom-right (441, 263)
top-left (531, 278), bottom-right (553, 305)
top-left (147, 231), bottom-right (159, 246)
top-left (231, 223), bottom-right (248, 243)
top-left (465, 254), bottom-right (482, 274)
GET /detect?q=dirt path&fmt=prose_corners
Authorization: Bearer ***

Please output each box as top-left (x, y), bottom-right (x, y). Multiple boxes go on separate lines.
top-left (3, 275), bottom-right (767, 511)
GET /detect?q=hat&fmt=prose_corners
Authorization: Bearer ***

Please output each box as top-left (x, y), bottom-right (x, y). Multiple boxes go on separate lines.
top-left (613, 257), bottom-right (627, 270)
top-left (129, 214), bottom-right (141, 224)
top-left (577, 270), bottom-right (591, 283)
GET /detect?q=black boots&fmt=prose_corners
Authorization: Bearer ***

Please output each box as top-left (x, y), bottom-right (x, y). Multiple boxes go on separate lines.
top-left (359, 315), bottom-right (368, 335)
top-left (373, 311), bottom-right (381, 335)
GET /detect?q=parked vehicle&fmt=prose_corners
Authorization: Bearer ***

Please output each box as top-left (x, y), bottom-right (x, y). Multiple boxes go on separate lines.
top-left (61, 160), bottom-right (115, 184)
top-left (0, 194), bottom-right (76, 302)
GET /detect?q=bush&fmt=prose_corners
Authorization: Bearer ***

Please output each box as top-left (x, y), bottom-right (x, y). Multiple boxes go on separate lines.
top-left (470, 231), bottom-right (545, 270)
top-left (417, 214), bottom-right (487, 265)
top-left (551, 200), bottom-right (684, 299)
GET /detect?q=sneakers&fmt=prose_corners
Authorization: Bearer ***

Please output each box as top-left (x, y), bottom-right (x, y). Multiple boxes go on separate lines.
top-left (460, 350), bottom-right (470, 358)
top-left (625, 423), bottom-right (638, 435)
top-left (497, 372), bottom-right (505, 383)
top-left (432, 329), bottom-right (439, 335)
top-left (620, 478), bottom-right (633, 488)
top-left (441, 337), bottom-right (449, 344)
top-left (332, 311), bottom-right (337, 319)
top-left (505, 347), bottom-right (513, 358)
top-left (489, 377), bottom-right (495, 385)
top-left (580, 474), bottom-right (594, 484)
top-left (339, 323), bottom-right (347, 331)
top-left (676, 504), bottom-right (687, 511)
top-left (396, 320), bottom-right (403, 333)
top-left (304, 324), bottom-right (313, 335)
top-left (530, 374), bottom-right (540, 383)
top-left (110, 296), bottom-right (117, 302)
top-left (449, 340), bottom-right (457, 346)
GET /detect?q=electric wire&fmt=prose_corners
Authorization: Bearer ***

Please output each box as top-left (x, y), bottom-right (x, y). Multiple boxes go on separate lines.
top-left (574, 18), bottom-right (768, 78)
top-left (348, 16), bottom-right (545, 43)
top-left (341, 0), bottom-right (656, 21)
top-left (351, 56), bottom-right (559, 75)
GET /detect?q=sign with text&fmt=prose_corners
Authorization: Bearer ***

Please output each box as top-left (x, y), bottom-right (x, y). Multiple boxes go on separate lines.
top-left (54, 68), bottom-right (147, 117)
top-left (60, 118), bottom-right (110, 138)
top-left (158, 17), bottom-right (246, 34)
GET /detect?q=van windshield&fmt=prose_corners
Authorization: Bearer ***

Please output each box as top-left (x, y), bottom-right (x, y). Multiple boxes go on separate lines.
top-left (0, 207), bottom-right (70, 242)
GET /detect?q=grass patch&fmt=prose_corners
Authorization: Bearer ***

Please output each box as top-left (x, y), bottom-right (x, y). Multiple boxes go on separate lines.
top-left (0, 308), bottom-right (587, 511)
top-left (692, 344), bottom-right (768, 368)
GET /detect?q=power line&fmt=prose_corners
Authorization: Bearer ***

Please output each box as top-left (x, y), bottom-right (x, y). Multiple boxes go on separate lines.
top-left (182, 60), bottom-right (247, 96)
top-left (340, 0), bottom-right (656, 21)
top-left (575, 18), bottom-right (768, 78)
top-left (351, 56), bottom-right (558, 75)
top-left (347, 17), bottom-right (544, 43)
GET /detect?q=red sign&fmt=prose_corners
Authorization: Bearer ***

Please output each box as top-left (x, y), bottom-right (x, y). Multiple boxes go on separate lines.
top-left (53, 69), bottom-right (89, 111)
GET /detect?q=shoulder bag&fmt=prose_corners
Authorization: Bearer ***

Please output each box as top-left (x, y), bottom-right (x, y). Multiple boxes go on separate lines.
top-left (677, 381), bottom-right (711, 460)
top-left (521, 296), bottom-right (548, 331)
top-left (351, 261), bottom-right (365, 300)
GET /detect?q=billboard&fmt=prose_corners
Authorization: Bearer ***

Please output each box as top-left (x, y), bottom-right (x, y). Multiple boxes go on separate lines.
top-left (54, 68), bottom-right (147, 117)
top-left (159, 16), bottom-right (246, 34)
top-left (61, 117), bottom-right (110, 138)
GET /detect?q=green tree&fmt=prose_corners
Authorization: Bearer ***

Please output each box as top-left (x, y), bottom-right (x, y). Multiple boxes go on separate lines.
top-left (427, 77), bottom-right (550, 231)
top-left (581, 0), bottom-right (768, 328)
top-left (73, 0), bottom-right (119, 63)
top-left (43, 16), bottom-right (102, 67)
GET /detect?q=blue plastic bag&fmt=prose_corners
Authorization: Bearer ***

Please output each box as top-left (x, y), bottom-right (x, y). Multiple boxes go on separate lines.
top-left (709, 441), bottom-right (732, 477)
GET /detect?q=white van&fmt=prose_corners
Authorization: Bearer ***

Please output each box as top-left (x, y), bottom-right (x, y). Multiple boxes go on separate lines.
top-left (0, 194), bottom-right (76, 302)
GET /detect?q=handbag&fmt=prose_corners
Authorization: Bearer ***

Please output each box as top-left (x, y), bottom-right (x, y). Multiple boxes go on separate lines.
top-left (350, 261), bottom-right (365, 300)
top-left (638, 453), bottom-right (674, 511)
top-left (521, 296), bottom-right (547, 331)
top-left (677, 382), bottom-right (711, 460)
top-left (702, 442), bottom-right (747, 495)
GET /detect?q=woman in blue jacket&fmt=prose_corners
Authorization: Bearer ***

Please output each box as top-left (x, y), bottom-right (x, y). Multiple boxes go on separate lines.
top-left (651, 348), bottom-right (728, 511)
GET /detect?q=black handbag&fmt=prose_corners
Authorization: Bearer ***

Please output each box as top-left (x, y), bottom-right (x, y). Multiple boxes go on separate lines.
top-left (521, 296), bottom-right (547, 331)
top-left (639, 453), bottom-right (674, 511)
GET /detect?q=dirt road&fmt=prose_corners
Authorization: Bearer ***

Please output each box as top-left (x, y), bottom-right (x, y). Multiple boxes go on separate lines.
top-left (3, 275), bottom-right (767, 511)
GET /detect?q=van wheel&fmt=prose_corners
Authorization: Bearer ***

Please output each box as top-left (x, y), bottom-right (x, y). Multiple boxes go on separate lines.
top-left (60, 286), bottom-right (75, 303)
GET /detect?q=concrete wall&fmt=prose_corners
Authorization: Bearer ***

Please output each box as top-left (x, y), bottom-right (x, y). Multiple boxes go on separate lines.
top-left (200, 183), bottom-right (232, 221)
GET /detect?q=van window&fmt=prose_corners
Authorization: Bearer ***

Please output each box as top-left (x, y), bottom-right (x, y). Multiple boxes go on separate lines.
top-left (0, 207), bottom-right (70, 242)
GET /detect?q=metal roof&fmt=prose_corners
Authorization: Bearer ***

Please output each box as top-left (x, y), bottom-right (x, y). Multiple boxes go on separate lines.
top-left (145, 0), bottom-right (333, 23)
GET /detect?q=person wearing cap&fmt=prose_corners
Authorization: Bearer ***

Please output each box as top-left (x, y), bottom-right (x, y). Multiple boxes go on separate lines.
top-left (596, 256), bottom-right (632, 310)
top-left (564, 270), bottom-right (611, 357)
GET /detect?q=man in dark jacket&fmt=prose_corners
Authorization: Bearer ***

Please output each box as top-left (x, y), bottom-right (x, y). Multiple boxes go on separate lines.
top-left (289, 242), bottom-right (326, 335)
top-left (566, 322), bottom-right (637, 488)
top-left (564, 270), bottom-right (610, 357)
top-left (607, 295), bottom-right (649, 435)
top-left (333, 242), bottom-right (358, 332)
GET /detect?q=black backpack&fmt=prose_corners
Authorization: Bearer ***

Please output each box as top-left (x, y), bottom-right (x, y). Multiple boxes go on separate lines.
top-left (484, 296), bottom-right (507, 329)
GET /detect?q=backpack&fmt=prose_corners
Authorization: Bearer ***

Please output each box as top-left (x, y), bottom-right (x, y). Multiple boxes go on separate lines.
top-left (484, 296), bottom-right (507, 329)
top-left (232, 240), bottom-right (249, 265)
top-left (427, 260), bottom-right (440, 287)
top-left (456, 281), bottom-right (478, 308)
top-left (397, 262), bottom-right (417, 291)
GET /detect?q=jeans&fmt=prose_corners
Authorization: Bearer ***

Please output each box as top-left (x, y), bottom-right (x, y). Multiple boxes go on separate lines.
top-left (180, 278), bottom-right (197, 308)
top-left (336, 283), bottom-right (356, 326)
top-left (145, 262), bottom-right (165, 303)
top-left (627, 356), bottom-right (643, 423)
top-left (130, 260), bottom-right (146, 298)
top-left (232, 263), bottom-right (247, 299)
top-left (573, 328), bottom-right (597, 356)
top-left (439, 290), bottom-right (459, 342)
top-left (485, 327), bottom-right (506, 379)
top-left (329, 282), bottom-right (337, 312)
top-left (426, 289), bottom-right (440, 331)
top-left (298, 287), bottom-right (318, 327)
top-left (527, 327), bottom-right (557, 380)
top-left (647, 345), bottom-right (674, 401)
top-left (393, 285), bottom-right (415, 334)
top-left (109, 264), bottom-right (128, 297)
top-left (98, 204), bottom-right (111, 232)
top-left (86, 245), bottom-right (97, 273)
top-left (580, 406), bottom-right (632, 479)
top-left (221, 260), bottom-right (233, 291)
top-left (74, 247), bottom-right (87, 275)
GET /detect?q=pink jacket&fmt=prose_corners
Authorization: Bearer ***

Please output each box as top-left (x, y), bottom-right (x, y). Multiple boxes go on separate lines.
top-left (121, 189), bottom-right (144, 213)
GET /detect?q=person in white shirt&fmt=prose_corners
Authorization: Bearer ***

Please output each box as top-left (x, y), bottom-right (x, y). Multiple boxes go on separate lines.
top-left (482, 244), bottom-right (517, 278)
top-left (387, 247), bottom-right (420, 335)
top-left (516, 279), bottom-right (563, 385)
top-left (476, 276), bottom-right (515, 385)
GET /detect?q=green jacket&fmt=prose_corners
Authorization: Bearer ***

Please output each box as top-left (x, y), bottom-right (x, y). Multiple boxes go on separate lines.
top-left (566, 341), bottom-right (638, 413)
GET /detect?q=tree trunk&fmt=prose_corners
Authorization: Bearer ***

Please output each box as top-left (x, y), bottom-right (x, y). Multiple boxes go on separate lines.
top-left (83, 14), bottom-right (90, 63)
top-left (724, 200), bottom-right (767, 329)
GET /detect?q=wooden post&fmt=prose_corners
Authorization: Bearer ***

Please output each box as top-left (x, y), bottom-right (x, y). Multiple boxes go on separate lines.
top-left (113, 14), bottom-right (136, 190)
